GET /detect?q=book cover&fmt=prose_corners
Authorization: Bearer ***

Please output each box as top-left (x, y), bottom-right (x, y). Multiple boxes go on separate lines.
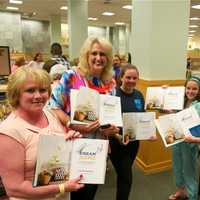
top-left (122, 112), bottom-right (156, 143)
top-left (189, 124), bottom-right (200, 137)
top-left (70, 86), bottom-right (123, 127)
top-left (33, 135), bottom-right (109, 186)
top-left (145, 86), bottom-right (185, 111)
top-left (69, 138), bottom-right (109, 184)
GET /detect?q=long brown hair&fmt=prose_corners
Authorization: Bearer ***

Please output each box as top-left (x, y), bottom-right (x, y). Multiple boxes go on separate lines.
top-left (117, 63), bottom-right (139, 87)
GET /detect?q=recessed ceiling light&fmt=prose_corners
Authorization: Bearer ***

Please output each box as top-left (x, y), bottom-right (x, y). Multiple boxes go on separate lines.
top-left (102, 12), bottom-right (115, 16)
top-left (190, 17), bottom-right (200, 20)
top-left (189, 25), bottom-right (198, 28)
top-left (88, 17), bottom-right (98, 21)
top-left (189, 34), bottom-right (194, 36)
top-left (122, 5), bottom-right (132, 10)
top-left (9, 0), bottom-right (23, 4)
top-left (60, 6), bottom-right (68, 10)
top-left (115, 22), bottom-right (125, 25)
top-left (192, 5), bottom-right (200, 9)
top-left (189, 30), bottom-right (196, 33)
top-left (6, 6), bottom-right (19, 10)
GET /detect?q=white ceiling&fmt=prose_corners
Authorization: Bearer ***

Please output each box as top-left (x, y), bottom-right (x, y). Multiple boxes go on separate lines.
top-left (0, 0), bottom-right (200, 41)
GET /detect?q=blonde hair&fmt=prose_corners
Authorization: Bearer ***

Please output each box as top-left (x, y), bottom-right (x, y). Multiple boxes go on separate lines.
top-left (78, 37), bottom-right (113, 82)
top-left (7, 66), bottom-right (51, 108)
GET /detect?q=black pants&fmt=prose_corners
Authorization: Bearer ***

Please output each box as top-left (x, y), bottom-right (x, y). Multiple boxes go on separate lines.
top-left (71, 184), bottom-right (98, 200)
top-left (109, 138), bottom-right (139, 200)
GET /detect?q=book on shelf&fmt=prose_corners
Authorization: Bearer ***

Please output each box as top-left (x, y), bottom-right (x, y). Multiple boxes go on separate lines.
top-left (70, 86), bottom-right (123, 127)
top-left (122, 112), bottom-right (156, 143)
top-left (33, 135), bottom-right (109, 186)
top-left (145, 86), bottom-right (185, 111)
top-left (155, 105), bottom-right (200, 147)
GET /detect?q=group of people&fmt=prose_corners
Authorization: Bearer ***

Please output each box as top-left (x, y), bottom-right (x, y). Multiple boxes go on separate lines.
top-left (0, 36), bottom-right (200, 200)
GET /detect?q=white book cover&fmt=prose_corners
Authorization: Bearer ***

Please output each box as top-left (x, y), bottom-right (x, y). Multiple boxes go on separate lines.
top-left (33, 135), bottom-right (72, 187)
top-left (33, 136), bottom-right (109, 186)
top-left (71, 86), bottom-right (122, 127)
top-left (155, 114), bottom-right (184, 148)
top-left (145, 86), bottom-right (185, 110)
top-left (69, 138), bottom-right (109, 184)
top-left (175, 106), bottom-right (200, 135)
top-left (122, 112), bottom-right (156, 143)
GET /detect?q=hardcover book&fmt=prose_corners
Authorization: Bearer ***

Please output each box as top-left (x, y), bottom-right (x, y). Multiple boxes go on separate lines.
top-left (122, 112), bottom-right (156, 143)
top-left (145, 86), bottom-right (185, 111)
top-left (70, 86), bottom-right (123, 127)
top-left (33, 135), bottom-right (109, 186)
top-left (155, 106), bottom-right (200, 147)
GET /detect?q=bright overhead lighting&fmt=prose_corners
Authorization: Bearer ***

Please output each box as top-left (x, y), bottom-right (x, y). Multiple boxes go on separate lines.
top-left (88, 17), bottom-right (98, 21)
top-left (189, 25), bottom-right (198, 28)
top-left (122, 5), bottom-right (132, 10)
top-left (192, 5), bottom-right (200, 9)
top-left (190, 17), bottom-right (200, 20)
top-left (9, 0), bottom-right (23, 4)
top-left (189, 34), bottom-right (194, 36)
top-left (60, 6), bottom-right (68, 10)
top-left (189, 30), bottom-right (196, 33)
top-left (102, 12), bottom-right (115, 16)
top-left (6, 6), bottom-right (19, 10)
top-left (115, 22), bottom-right (125, 25)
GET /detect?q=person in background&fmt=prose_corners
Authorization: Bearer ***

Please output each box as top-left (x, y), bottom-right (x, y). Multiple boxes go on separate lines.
top-left (49, 37), bottom-right (119, 200)
top-left (168, 76), bottom-right (200, 200)
top-left (109, 64), bottom-right (156, 200)
top-left (11, 56), bottom-right (26, 74)
top-left (43, 43), bottom-right (70, 73)
top-left (112, 54), bottom-right (121, 83)
top-left (28, 52), bottom-right (44, 69)
top-left (0, 67), bottom-right (84, 200)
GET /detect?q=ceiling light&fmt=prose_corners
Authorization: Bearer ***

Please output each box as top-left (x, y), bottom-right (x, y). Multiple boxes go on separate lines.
top-left (122, 5), bottom-right (132, 10)
top-left (192, 5), bottom-right (200, 9)
top-left (6, 6), bottom-right (19, 10)
top-left (190, 17), bottom-right (200, 20)
top-left (88, 17), bottom-right (98, 21)
top-left (189, 30), bottom-right (196, 33)
top-left (115, 22), bottom-right (125, 25)
top-left (189, 25), bottom-right (198, 28)
top-left (189, 34), bottom-right (194, 36)
top-left (9, 0), bottom-right (23, 4)
top-left (102, 12), bottom-right (115, 16)
top-left (60, 6), bottom-right (68, 10)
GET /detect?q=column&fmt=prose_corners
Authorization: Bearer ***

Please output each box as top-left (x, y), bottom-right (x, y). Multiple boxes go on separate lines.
top-left (130, 0), bottom-right (190, 174)
top-left (68, 0), bottom-right (88, 60)
top-left (50, 15), bottom-right (61, 44)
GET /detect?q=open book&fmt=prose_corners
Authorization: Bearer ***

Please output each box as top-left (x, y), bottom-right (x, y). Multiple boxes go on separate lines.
top-left (33, 135), bottom-right (109, 186)
top-left (145, 86), bottom-right (185, 110)
top-left (122, 112), bottom-right (156, 143)
top-left (70, 86), bottom-right (123, 127)
top-left (155, 105), bottom-right (200, 147)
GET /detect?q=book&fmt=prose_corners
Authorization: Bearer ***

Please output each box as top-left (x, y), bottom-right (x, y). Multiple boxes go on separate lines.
top-left (70, 86), bottom-right (123, 127)
top-left (122, 112), bottom-right (156, 143)
top-left (155, 106), bottom-right (200, 147)
top-left (33, 135), bottom-right (109, 186)
top-left (145, 86), bottom-right (185, 110)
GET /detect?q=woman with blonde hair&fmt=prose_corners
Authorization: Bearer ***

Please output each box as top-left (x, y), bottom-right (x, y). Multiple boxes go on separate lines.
top-left (49, 37), bottom-right (119, 200)
top-left (0, 66), bottom-right (84, 200)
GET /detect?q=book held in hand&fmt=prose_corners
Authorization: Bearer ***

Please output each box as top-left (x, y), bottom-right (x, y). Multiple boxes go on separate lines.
top-left (33, 135), bottom-right (109, 186)
top-left (70, 86), bottom-right (123, 127)
top-left (122, 112), bottom-right (156, 143)
top-left (145, 86), bottom-right (185, 111)
top-left (155, 106), bottom-right (200, 147)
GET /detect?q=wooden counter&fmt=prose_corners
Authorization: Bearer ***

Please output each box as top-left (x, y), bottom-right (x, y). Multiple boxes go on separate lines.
top-left (135, 79), bottom-right (185, 174)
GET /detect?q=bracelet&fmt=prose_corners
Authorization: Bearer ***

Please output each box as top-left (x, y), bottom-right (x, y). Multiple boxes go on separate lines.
top-left (58, 183), bottom-right (65, 195)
